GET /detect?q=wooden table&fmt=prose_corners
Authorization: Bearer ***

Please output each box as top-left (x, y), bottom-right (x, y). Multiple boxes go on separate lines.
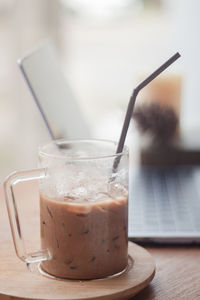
top-left (133, 245), bottom-right (200, 300)
top-left (1, 182), bottom-right (200, 300)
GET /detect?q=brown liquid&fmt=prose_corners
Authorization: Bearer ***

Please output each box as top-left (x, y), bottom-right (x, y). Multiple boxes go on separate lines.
top-left (40, 194), bottom-right (128, 279)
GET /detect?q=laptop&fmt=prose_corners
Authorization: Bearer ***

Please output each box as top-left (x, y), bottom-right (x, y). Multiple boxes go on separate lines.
top-left (18, 42), bottom-right (200, 244)
top-left (129, 165), bottom-right (200, 243)
top-left (18, 41), bottom-right (91, 140)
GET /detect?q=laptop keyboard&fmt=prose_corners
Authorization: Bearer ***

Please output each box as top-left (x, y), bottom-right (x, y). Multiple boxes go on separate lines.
top-left (129, 167), bottom-right (200, 237)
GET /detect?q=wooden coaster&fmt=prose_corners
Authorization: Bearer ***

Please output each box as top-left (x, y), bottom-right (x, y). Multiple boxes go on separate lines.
top-left (0, 241), bottom-right (155, 300)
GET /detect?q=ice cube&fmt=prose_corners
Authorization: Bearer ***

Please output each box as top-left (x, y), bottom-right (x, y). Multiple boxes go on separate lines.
top-left (108, 181), bottom-right (128, 200)
top-left (91, 192), bottom-right (111, 202)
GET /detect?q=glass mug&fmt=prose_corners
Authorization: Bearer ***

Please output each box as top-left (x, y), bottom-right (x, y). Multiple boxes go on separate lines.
top-left (4, 139), bottom-right (129, 280)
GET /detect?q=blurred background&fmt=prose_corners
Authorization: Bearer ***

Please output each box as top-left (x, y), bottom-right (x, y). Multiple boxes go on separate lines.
top-left (0, 0), bottom-right (200, 181)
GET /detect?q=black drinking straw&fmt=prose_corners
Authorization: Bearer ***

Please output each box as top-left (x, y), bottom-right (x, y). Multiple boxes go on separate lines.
top-left (112, 52), bottom-right (181, 173)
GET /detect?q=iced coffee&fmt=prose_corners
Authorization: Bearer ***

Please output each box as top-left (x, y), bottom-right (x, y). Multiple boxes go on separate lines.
top-left (40, 185), bottom-right (128, 279)
top-left (38, 140), bottom-right (129, 279)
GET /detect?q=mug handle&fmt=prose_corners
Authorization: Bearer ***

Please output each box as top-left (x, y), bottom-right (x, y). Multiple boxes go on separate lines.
top-left (4, 168), bottom-right (51, 264)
